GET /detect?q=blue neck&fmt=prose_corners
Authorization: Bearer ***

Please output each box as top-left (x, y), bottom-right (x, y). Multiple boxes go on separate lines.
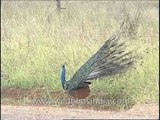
top-left (61, 65), bottom-right (66, 89)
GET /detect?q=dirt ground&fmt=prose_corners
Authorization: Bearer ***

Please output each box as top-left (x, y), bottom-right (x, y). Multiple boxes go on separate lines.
top-left (1, 103), bottom-right (159, 120)
top-left (1, 88), bottom-right (159, 119)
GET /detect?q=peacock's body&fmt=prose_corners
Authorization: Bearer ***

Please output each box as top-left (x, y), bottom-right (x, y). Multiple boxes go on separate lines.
top-left (61, 33), bottom-right (134, 99)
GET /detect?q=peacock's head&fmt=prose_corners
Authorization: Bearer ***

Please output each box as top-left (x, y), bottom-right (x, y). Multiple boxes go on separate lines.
top-left (62, 64), bottom-right (65, 68)
top-left (61, 64), bottom-right (66, 89)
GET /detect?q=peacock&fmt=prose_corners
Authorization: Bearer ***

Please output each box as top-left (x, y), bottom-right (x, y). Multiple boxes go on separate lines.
top-left (61, 32), bottom-right (134, 99)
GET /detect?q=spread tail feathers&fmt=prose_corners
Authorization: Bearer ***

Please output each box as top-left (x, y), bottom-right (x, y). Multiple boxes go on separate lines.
top-left (69, 33), bottom-right (135, 88)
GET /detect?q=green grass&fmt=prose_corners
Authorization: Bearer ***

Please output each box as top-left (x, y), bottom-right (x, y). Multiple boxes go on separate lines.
top-left (1, 1), bottom-right (159, 107)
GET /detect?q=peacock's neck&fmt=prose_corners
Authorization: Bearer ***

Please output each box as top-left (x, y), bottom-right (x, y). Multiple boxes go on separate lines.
top-left (61, 65), bottom-right (66, 89)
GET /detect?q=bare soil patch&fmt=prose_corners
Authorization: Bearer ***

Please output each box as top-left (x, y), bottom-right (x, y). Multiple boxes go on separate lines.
top-left (1, 88), bottom-right (64, 99)
top-left (2, 88), bottom-right (135, 110)
top-left (1, 103), bottom-right (159, 119)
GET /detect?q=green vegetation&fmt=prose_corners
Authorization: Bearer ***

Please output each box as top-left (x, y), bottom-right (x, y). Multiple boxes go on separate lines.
top-left (1, 1), bottom-right (159, 108)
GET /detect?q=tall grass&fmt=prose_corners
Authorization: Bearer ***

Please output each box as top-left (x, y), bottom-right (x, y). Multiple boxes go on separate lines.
top-left (1, 1), bottom-right (159, 105)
